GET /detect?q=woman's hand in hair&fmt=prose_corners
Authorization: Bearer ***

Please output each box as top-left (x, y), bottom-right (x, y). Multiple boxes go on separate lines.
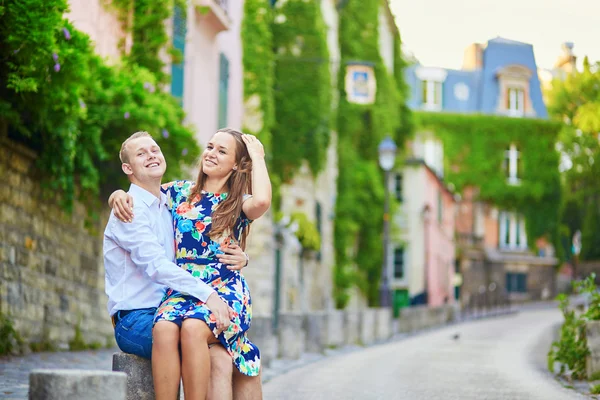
top-left (110, 190), bottom-right (134, 222)
top-left (217, 244), bottom-right (248, 270)
top-left (242, 134), bottom-right (265, 160)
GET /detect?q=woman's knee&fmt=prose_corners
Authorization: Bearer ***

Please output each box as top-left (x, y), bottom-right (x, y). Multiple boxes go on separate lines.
top-left (153, 321), bottom-right (180, 348)
top-left (180, 318), bottom-right (213, 345)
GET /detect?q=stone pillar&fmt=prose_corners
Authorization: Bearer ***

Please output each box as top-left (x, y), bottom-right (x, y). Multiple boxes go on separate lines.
top-left (278, 313), bottom-right (305, 359)
top-left (359, 309), bottom-right (376, 345)
top-left (374, 308), bottom-right (392, 341)
top-left (29, 369), bottom-right (126, 400)
top-left (324, 310), bottom-right (345, 348)
top-left (112, 352), bottom-right (171, 400)
top-left (304, 311), bottom-right (327, 353)
top-left (344, 310), bottom-right (361, 345)
top-left (587, 321), bottom-right (600, 379)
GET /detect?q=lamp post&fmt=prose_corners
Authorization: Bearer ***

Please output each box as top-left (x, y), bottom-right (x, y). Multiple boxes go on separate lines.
top-left (378, 136), bottom-right (397, 308)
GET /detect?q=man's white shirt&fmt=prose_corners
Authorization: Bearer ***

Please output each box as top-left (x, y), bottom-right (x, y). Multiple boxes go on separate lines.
top-left (103, 184), bottom-right (214, 316)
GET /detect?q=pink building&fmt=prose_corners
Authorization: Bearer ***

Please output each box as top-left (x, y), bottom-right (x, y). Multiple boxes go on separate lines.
top-left (392, 135), bottom-right (457, 309)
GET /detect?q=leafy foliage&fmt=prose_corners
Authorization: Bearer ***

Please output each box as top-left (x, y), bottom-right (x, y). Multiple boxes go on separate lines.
top-left (415, 112), bottom-right (562, 254)
top-left (548, 274), bottom-right (600, 379)
top-left (334, 0), bottom-right (411, 308)
top-left (0, 0), bottom-right (199, 210)
top-left (546, 58), bottom-right (600, 260)
top-left (0, 312), bottom-right (23, 356)
top-left (290, 212), bottom-right (321, 252)
top-left (270, 0), bottom-right (331, 182)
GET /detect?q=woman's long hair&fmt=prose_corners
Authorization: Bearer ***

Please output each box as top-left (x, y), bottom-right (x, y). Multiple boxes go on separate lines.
top-left (188, 128), bottom-right (252, 249)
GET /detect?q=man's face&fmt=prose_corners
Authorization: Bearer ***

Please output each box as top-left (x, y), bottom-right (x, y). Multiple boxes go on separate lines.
top-left (121, 136), bottom-right (166, 182)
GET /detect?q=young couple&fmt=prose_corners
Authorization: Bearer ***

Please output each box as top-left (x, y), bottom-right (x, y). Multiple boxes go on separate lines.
top-left (103, 128), bottom-right (271, 399)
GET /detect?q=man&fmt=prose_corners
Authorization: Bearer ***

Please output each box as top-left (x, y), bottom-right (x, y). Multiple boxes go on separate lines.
top-left (104, 131), bottom-right (260, 399)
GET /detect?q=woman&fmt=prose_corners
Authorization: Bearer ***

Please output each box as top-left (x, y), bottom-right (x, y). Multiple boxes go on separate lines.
top-left (112, 128), bottom-right (271, 400)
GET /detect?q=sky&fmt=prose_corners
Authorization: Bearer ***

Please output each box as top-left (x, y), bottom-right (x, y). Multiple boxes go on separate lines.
top-left (389, 0), bottom-right (600, 71)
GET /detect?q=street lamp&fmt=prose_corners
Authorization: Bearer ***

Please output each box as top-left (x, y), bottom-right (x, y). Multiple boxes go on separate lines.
top-left (378, 136), bottom-right (397, 308)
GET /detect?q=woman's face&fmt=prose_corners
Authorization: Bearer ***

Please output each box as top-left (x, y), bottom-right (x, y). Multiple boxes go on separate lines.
top-left (202, 131), bottom-right (238, 178)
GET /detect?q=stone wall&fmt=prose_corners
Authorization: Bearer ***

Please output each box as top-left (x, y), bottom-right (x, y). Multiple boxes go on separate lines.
top-left (0, 139), bottom-right (113, 349)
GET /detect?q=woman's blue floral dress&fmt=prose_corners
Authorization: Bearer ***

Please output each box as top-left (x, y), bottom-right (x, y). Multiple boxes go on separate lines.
top-left (154, 180), bottom-right (260, 376)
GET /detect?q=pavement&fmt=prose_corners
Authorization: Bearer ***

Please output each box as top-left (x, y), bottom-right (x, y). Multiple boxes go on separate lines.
top-left (0, 306), bottom-right (591, 399)
top-left (263, 308), bottom-right (591, 399)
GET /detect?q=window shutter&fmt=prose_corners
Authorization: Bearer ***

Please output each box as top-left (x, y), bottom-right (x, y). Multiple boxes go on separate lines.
top-left (171, 6), bottom-right (186, 103)
top-left (218, 53), bottom-right (230, 129)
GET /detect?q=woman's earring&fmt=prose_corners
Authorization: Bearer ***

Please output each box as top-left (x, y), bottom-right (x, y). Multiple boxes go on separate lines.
top-left (233, 166), bottom-right (238, 171)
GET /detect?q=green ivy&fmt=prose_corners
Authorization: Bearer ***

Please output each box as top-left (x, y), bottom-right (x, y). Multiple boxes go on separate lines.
top-left (290, 212), bottom-right (321, 252)
top-left (0, 0), bottom-right (199, 210)
top-left (241, 0), bottom-right (279, 206)
top-left (270, 0), bottom-right (331, 182)
top-left (334, 0), bottom-right (411, 308)
top-left (414, 112), bottom-right (562, 252)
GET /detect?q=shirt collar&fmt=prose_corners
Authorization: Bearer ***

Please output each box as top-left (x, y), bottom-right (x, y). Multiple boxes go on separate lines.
top-left (129, 183), bottom-right (161, 207)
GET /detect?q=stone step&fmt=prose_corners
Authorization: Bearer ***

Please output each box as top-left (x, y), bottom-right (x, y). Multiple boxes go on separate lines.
top-left (29, 369), bottom-right (126, 400)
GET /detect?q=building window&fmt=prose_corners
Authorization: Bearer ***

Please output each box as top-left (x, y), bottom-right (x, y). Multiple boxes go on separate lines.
top-left (499, 211), bottom-right (527, 250)
top-left (394, 174), bottom-right (403, 201)
top-left (171, 6), bottom-right (186, 103)
top-left (421, 80), bottom-right (442, 110)
top-left (506, 272), bottom-right (527, 293)
top-left (506, 87), bottom-right (524, 117)
top-left (393, 247), bottom-right (405, 279)
top-left (218, 53), bottom-right (230, 128)
top-left (503, 144), bottom-right (521, 185)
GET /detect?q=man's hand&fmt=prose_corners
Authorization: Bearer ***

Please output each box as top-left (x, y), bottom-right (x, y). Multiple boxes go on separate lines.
top-left (205, 292), bottom-right (235, 335)
top-left (217, 244), bottom-right (248, 271)
top-left (110, 190), bottom-right (135, 222)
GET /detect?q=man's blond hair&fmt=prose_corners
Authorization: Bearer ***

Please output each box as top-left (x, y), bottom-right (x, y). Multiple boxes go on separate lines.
top-left (119, 131), bottom-right (152, 163)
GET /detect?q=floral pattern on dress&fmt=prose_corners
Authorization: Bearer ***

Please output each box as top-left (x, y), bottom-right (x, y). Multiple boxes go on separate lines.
top-left (154, 180), bottom-right (259, 376)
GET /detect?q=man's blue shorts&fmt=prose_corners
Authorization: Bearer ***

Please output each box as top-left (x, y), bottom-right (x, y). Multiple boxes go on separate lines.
top-left (113, 307), bottom-right (156, 359)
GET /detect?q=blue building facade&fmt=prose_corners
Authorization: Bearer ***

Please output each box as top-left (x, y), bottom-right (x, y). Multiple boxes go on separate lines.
top-left (404, 37), bottom-right (548, 119)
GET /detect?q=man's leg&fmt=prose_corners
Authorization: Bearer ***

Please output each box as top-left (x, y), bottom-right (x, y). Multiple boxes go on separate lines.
top-left (152, 321), bottom-right (181, 400)
top-left (207, 345), bottom-right (233, 400)
top-left (113, 308), bottom-right (155, 359)
top-left (232, 368), bottom-right (263, 400)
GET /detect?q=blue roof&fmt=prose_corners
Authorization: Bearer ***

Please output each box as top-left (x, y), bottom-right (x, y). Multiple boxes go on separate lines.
top-left (404, 37), bottom-right (548, 119)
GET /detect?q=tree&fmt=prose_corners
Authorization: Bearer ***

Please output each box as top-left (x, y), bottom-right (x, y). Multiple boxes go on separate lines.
top-left (546, 57), bottom-right (600, 260)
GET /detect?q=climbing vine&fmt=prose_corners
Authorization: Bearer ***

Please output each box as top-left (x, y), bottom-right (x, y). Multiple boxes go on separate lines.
top-left (334, 0), bottom-right (411, 308)
top-left (0, 0), bottom-right (199, 210)
top-left (414, 112), bottom-right (562, 253)
top-left (270, 0), bottom-right (331, 183)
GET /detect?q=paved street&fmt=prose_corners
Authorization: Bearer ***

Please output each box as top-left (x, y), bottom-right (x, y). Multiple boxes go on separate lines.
top-left (264, 308), bottom-right (586, 400)
top-left (0, 308), bottom-right (587, 400)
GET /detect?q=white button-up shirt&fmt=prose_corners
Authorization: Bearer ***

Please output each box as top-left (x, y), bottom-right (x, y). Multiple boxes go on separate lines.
top-left (103, 184), bottom-right (214, 316)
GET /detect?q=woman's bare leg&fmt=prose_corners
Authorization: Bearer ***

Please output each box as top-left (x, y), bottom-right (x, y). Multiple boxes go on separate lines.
top-left (180, 319), bottom-right (216, 400)
top-left (152, 321), bottom-right (181, 400)
top-left (207, 345), bottom-right (233, 400)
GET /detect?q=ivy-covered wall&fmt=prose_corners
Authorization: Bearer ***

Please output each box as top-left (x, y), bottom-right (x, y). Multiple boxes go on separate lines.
top-left (271, 0), bottom-right (331, 183)
top-left (414, 112), bottom-right (562, 254)
top-left (334, 0), bottom-right (411, 308)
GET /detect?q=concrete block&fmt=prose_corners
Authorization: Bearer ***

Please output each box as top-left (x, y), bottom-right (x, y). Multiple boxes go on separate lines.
top-left (278, 313), bottom-right (305, 359)
top-left (375, 308), bottom-right (392, 341)
top-left (324, 310), bottom-right (345, 348)
top-left (113, 352), bottom-right (167, 400)
top-left (29, 369), bottom-right (126, 400)
top-left (249, 315), bottom-right (276, 368)
top-left (305, 311), bottom-right (327, 353)
top-left (587, 321), bottom-right (600, 379)
top-left (344, 310), bottom-right (361, 345)
top-left (359, 309), bottom-right (376, 345)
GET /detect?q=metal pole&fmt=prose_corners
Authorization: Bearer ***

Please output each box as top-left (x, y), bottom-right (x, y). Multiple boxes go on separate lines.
top-left (272, 242), bottom-right (282, 334)
top-left (379, 170), bottom-right (392, 308)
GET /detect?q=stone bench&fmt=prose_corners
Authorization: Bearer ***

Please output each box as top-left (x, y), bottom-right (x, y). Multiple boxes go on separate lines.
top-left (29, 369), bottom-right (126, 400)
top-left (113, 352), bottom-right (182, 400)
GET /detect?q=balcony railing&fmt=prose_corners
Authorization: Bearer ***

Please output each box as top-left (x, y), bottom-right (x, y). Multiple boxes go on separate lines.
top-left (456, 233), bottom-right (484, 248)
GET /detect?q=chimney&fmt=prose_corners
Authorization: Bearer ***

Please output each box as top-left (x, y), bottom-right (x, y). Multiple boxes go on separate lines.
top-left (462, 43), bottom-right (483, 71)
top-left (554, 42), bottom-right (577, 74)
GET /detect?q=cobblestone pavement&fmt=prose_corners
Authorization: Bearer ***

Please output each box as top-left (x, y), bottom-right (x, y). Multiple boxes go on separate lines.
top-left (264, 308), bottom-right (587, 400)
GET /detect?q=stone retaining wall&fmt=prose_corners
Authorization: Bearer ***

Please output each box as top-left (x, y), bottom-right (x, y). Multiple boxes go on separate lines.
top-left (0, 139), bottom-right (113, 350)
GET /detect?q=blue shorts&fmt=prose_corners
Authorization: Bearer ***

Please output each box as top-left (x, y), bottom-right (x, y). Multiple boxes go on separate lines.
top-left (113, 307), bottom-right (156, 359)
